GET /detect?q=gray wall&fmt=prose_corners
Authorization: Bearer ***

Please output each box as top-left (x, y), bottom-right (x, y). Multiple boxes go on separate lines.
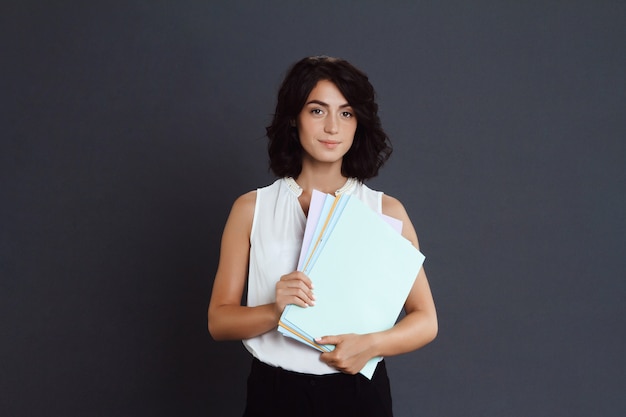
top-left (2, 1), bottom-right (625, 416)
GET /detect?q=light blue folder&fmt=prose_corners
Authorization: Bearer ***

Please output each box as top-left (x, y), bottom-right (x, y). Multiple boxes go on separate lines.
top-left (278, 194), bottom-right (425, 378)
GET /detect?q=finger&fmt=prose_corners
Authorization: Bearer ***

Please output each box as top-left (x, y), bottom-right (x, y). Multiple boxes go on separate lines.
top-left (276, 281), bottom-right (315, 303)
top-left (277, 287), bottom-right (315, 307)
top-left (318, 352), bottom-right (353, 374)
top-left (315, 335), bottom-right (339, 345)
top-left (280, 271), bottom-right (314, 289)
top-left (295, 272), bottom-right (314, 289)
top-left (280, 279), bottom-right (313, 293)
top-left (285, 296), bottom-right (311, 308)
top-left (277, 281), bottom-right (314, 297)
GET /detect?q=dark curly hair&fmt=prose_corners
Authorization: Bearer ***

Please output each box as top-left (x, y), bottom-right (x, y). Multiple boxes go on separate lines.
top-left (266, 56), bottom-right (392, 181)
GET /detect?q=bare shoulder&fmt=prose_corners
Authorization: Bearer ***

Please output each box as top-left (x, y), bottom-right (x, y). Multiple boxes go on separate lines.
top-left (381, 194), bottom-right (409, 220)
top-left (225, 190), bottom-right (257, 232)
top-left (381, 194), bottom-right (419, 247)
top-left (232, 190), bottom-right (257, 212)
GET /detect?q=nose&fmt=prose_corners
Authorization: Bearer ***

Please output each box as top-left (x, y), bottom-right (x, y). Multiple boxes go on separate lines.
top-left (324, 114), bottom-right (338, 134)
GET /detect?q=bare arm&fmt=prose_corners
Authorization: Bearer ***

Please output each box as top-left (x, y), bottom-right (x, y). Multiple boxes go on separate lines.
top-left (208, 191), bottom-right (315, 341)
top-left (317, 195), bottom-right (438, 373)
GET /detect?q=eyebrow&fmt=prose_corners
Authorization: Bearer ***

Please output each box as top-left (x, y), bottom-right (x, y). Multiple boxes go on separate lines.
top-left (305, 99), bottom-right (352, 109)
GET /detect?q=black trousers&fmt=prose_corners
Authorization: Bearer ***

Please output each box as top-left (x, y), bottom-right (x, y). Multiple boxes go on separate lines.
top-left (242, 358), bottom-right (394, 417)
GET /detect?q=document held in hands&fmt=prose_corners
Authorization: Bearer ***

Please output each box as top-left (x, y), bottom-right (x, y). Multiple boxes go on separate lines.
top-left (277, 191), bottom-right (425, 379)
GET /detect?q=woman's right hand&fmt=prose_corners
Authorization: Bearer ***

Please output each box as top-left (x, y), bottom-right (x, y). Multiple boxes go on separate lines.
top-left (275, 271), bottom-right (315, 316)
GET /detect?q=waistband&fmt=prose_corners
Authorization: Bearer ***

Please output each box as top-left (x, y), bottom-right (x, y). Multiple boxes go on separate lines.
top-left (251, 357), bottom-right (386, 382)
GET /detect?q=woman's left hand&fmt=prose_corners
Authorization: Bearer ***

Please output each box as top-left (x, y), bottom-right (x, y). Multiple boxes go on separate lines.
top-left (315, 333), bottom-right (377, 375)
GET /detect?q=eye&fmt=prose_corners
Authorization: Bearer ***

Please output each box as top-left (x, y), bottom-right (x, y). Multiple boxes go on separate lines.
top-left (311, 108), bottom-right (324, 116)
top-left (341, 111), bottom-right (354, 119)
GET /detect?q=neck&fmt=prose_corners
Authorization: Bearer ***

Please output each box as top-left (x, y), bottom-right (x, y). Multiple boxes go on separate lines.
top-left (295, 171), bottom-right (349, 195)
top-left (296, 158), bottom-right (349, 194)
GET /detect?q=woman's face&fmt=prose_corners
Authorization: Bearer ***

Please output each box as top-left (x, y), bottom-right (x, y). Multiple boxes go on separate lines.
top-left (296, 79), bottom-right (357, 168)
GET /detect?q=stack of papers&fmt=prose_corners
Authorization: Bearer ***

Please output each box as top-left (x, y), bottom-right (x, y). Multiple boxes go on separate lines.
top-left (277, 190), bottom-right (425, 378)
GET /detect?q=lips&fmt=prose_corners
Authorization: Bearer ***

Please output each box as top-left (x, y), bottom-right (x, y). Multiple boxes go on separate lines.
top-left (319, 139), bottom-right (340, 148)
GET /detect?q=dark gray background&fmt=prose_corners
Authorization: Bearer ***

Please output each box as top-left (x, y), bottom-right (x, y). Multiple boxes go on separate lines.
top-left (2, 1), bottom-right (625, 416)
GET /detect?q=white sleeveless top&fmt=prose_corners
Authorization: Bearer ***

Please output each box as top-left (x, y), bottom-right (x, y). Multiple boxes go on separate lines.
top-left (242, 177), bottom-right (383, 374)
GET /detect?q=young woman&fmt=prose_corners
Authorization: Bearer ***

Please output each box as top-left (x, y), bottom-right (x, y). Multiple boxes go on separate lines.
top-left (208, 56), bottom-right (437, 417)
